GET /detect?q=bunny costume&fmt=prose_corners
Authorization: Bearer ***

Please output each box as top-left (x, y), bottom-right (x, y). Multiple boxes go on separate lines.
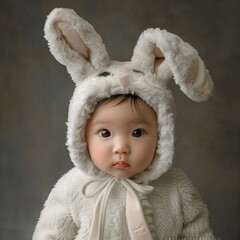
top-left (33, 8), bottom-right (215, 240)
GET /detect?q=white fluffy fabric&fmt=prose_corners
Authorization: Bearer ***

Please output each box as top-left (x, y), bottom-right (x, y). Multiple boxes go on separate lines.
top-left (33, 8), bottom-right (215, 240)
top-left (43, 8), bottom-right (213, 183)
top-left (33, 168), bottom-right (214, 239)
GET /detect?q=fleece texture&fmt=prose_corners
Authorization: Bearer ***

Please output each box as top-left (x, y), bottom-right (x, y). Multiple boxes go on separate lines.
top-left (43, 8), bottom-right (213, 184)
top-left (33, 168), bottom-right (214, 240)
top-left (33, 8), bottom-right (214, 240)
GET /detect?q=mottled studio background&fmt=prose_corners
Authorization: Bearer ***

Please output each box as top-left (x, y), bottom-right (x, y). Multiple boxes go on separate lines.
top-left (0, 0), bottom-right (239, 239)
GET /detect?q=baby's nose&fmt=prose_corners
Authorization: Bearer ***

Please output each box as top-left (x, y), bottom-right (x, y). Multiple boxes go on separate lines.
top-left (113, 140), bottom-right (130, 154)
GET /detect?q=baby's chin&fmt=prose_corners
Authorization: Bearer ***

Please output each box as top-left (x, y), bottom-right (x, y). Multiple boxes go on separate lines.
top-left (105, 170), bottom-right (136, 180)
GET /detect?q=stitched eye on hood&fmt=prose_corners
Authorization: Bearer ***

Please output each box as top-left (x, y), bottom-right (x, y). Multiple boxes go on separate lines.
top-left (133, 69), bottom-right (144, 74)
top-left (98, 71), bottom-right (111, 77)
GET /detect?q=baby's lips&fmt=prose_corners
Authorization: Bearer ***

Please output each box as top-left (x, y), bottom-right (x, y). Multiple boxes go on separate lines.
top-left (112, 161), bottom-right (130, 168)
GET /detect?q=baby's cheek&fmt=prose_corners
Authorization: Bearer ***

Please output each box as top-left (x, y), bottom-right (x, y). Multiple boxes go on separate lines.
top-left (138, 144), bottom-right (156, 161)
top-left (90, 145), bottom-right (109, 163)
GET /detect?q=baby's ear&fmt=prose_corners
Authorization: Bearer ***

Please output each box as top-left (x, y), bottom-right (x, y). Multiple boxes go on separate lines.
top-left (44, 8), bottom-right (110, 83)
top-left (131, 28), bottom-right (213, 102)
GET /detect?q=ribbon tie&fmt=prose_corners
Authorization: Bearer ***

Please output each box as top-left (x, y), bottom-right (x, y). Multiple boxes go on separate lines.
top-left (82, 178), bottom-right (154, 240)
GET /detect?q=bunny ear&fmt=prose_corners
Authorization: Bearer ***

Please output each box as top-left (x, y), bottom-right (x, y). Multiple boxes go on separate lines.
top-left (44, 8), bottom-right (110, 83)
top-left (131, 28), bottom-right (213, 102)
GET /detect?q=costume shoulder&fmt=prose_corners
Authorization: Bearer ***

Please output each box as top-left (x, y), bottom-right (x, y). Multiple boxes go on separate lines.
top-left (157, 168), bottom-right (205, 205)
top-left (47, 167), bottom-right (84, 199)
top-left (152, 168), bottom-right (214, 238)
top-left (152, 167), bottom-right (207, 210)
top-left (151, 168), bottom-right (189, 187)
top-left (33, 167), bottom-right (86, 240)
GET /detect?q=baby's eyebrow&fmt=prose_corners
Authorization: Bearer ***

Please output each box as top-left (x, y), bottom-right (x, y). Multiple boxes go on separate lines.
top-left (138, 121), bottom-right (153, 127)
top-left (127, 118), bottom-right (154, 126)
top-left (90, 120), bottom-right (114, 126)
top-left (91, 119), bottom-right (151, 126)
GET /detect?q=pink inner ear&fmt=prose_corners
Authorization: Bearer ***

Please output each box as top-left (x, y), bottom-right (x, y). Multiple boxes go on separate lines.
top-left (153, 47), bottom-right (165, 70)
top-left (56, 22), bottom-right (90, 60)
top-left (190, 57), bottom-right (212, 95)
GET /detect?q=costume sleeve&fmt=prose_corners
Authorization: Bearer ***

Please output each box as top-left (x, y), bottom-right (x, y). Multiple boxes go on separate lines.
top-left (178, 171), bottom-right (215, 239)
top-left (32, 172), bottom-right (78, 240)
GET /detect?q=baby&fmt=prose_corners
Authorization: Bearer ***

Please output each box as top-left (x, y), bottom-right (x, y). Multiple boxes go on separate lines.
top-left (33, 8), bottom-right (215, 240)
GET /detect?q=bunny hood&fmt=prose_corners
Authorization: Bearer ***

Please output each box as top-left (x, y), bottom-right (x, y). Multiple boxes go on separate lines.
top-left (44, 8), bottom-right (213, 184)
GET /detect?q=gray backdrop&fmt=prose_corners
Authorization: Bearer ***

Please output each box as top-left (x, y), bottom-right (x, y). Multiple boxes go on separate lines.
top-left (1, 0), bottom-right (239, 239)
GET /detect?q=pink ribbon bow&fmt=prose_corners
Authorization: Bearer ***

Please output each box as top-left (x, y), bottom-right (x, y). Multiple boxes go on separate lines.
top-left (82, 177), bottom-right (154, 240)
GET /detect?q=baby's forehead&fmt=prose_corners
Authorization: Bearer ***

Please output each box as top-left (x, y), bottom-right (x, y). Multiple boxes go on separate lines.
top-left (94, 95), bottom-right (152, 112)
top-left (90, 95), bottom-right (157, 124)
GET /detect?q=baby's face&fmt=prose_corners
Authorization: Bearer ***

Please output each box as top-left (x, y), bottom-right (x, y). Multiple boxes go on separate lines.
top-left (85, 96), bottom-right (158, 179)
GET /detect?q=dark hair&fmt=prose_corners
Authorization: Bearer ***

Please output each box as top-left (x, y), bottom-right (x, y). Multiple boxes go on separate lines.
top-left (96, 94), bottom-right (142, 115)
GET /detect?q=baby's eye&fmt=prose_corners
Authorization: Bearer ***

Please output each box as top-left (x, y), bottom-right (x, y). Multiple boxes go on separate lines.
top-left (132, 129), bottom-right (145, 138)
top-left (99, 129), bottom-right (111, 138)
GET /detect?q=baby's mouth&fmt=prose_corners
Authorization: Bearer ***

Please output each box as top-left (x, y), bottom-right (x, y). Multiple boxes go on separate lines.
top-left (112, 161), bottom-right (130, 168)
